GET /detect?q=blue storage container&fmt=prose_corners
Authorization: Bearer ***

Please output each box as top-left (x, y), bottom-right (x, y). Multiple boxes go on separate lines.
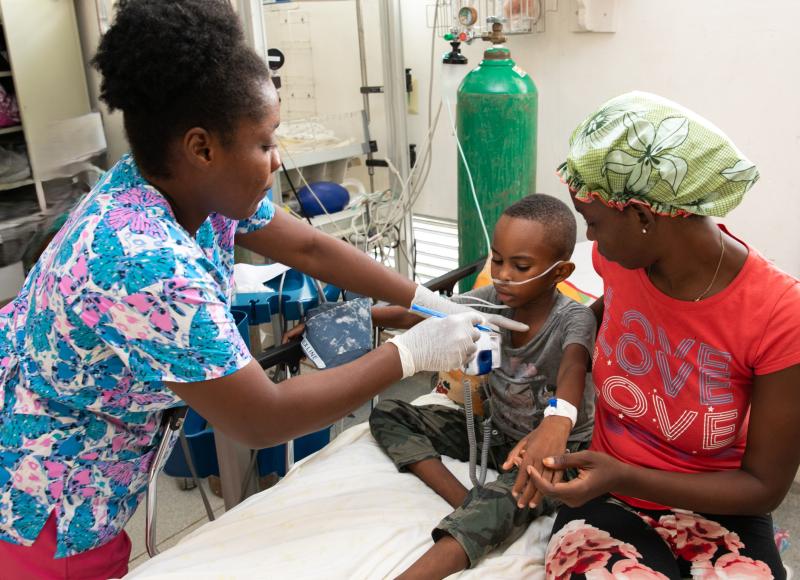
top-left (232, 268), bottom-right (341, 324)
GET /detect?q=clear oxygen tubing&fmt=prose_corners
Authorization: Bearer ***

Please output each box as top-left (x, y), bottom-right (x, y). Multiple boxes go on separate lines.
top-left (462, 376), bottom-right (492, 488)
top-left (456, 297), bottom-right (511, 310)
top-left (444, 97), bottom-right (491, 259)
top-left (491, 260), bottom-right (563, 286)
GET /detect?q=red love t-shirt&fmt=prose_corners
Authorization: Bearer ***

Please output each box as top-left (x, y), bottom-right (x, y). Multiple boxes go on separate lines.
top-left (589, 229), bottom-right (800, 509)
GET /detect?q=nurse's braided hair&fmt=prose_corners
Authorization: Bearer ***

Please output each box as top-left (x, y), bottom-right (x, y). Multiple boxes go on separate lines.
top-left (92, 0), bottom-right (270, 178)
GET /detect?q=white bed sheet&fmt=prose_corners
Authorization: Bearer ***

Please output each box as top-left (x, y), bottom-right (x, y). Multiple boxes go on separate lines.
top-left (127, 393), bottom-right (553, 579)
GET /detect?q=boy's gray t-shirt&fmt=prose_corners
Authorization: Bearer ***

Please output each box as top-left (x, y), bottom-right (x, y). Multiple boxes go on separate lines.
top-left (454, 286), bottom-right (596, 443)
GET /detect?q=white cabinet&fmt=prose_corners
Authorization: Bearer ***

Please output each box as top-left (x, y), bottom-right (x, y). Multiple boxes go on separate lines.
top-left (0, 0), bottom-right (92, 213)
top-left (0, 0), bottom-right (93, 300)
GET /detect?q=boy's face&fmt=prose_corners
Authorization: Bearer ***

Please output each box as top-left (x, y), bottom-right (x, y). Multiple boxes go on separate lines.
top-left (490, 215), bottom-right (563, 308)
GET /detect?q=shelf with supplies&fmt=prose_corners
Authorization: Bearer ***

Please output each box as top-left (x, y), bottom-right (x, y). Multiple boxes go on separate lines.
top-left (276, 110), bottom-right (372, 172)
top-left (0, 0), bottom-right (97, 212)
top-left (0, 0), bottom-right (98, 303)
top-left (0, 10), bottom-right (33, 203)
top-left (273, 110), bottom-right (372, 213)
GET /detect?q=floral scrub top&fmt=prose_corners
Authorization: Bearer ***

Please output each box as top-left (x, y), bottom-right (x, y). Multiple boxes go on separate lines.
top-left (0, 154), bottom-right (274, 557)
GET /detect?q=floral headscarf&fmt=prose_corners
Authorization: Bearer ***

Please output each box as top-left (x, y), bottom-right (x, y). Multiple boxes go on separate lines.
top-left (557, 91), bottom-right (759, 217)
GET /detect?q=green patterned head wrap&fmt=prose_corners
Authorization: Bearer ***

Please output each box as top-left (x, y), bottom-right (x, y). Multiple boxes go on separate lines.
top-left (557, 91), bottom-right (759, 217)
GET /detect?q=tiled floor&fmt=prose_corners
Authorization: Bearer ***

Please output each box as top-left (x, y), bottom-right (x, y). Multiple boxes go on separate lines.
top-left (126, 371), bottom-right (800, 575)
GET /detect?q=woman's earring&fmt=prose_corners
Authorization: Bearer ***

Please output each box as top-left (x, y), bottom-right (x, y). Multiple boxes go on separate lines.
top-left (642, 228), bottom-right (648, 234)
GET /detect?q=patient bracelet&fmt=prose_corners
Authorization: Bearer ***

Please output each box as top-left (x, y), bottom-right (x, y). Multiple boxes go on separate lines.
top-left (543, 397), bottom-right (578, 428)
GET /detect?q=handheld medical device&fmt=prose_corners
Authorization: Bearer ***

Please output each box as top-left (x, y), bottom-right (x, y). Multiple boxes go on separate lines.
top-left (462, 329), bottom-right (501, 488)
top-left (464, 330), bottom-right (501, 375)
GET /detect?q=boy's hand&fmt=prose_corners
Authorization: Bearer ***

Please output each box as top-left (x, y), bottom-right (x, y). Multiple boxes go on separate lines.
top-left (502, 416), bottom-right (572, 509)
top-left (282, 322), bottom-right (305, 344)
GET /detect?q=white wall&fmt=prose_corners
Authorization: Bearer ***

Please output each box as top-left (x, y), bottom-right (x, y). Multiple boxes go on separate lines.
top-left (262, 0), bottom-right (390, 192)
top-left (403, 0), bottom-right (800, 276)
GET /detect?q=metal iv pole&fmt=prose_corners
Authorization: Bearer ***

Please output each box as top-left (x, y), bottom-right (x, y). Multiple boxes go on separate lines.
top-left (377, 0), bottom-right (413, 277)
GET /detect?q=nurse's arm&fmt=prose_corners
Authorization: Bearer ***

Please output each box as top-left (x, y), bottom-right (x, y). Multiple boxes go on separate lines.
top-left (235, 208), bottom-right (417, 307)
top-left (166, 345), bottom-right (403, 450)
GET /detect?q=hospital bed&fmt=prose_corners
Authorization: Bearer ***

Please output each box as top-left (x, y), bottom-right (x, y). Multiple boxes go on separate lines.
top-left (131, 391), bottom-right (556, 579)
top-left (132, 242), bottom-right (601, 579)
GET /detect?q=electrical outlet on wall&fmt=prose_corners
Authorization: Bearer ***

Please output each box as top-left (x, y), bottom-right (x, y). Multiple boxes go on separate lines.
top-left (571, 0), bottom-right (616, 33)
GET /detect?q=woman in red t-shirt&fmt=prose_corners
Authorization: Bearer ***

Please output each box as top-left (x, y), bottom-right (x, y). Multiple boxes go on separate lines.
top-left (508, 92), bottom-right (800, 579)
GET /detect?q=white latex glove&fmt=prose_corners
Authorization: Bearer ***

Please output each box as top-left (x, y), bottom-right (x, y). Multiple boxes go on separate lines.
top-left (411, 285), bottom-right (529, 333)
top-left (387, 311), bottom-right (482, 378)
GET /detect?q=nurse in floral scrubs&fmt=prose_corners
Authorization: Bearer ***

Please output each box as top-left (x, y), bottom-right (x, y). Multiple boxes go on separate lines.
top-left (0, 1), bottom-right (525, 577)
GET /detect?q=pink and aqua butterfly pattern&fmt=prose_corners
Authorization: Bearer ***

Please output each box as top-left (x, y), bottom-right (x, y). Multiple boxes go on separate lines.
top-left (0, 154), bottom-right (274, 557)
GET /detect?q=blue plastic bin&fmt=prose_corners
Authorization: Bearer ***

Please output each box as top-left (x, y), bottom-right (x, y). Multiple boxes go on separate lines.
top-left (232, 268), bottom-right (341, 324)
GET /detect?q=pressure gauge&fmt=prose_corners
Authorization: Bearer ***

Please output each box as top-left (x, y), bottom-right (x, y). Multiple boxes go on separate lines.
top-left (457, 6), bottom-right (478, 28)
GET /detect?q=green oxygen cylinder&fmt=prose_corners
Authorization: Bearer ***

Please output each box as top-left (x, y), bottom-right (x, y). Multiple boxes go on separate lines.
top-left (456, 46), bottom-right (538, 291)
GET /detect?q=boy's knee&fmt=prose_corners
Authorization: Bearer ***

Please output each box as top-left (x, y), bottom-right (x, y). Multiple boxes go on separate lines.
top-left (368, 399), bottom-right (404, 437)
top-left (372, 399), bottom-right (401, 416)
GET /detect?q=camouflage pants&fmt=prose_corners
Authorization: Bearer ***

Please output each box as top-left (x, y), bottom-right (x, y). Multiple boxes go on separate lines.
top-left (369, 399), bottom-right (586, 567)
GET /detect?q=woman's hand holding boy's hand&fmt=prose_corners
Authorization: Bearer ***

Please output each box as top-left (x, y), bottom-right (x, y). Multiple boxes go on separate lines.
top-left (503, 416), bottom-right (572, 509)
top-left (525, 450), bottom-right (629, 508)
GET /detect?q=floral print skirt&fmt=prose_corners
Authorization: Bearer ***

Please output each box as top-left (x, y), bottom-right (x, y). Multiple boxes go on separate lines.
top-left (546, 496), bottom-right (783, 579)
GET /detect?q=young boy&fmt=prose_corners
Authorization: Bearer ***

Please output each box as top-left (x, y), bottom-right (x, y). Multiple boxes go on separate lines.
top-left (369, 194), bottom-right (596, 579)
